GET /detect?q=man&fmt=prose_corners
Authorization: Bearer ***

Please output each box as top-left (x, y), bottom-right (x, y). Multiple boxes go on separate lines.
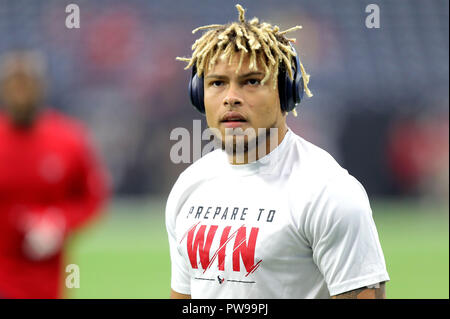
top-left (166, 5), bottom-right (389, 299)
top-left (0, 51), bottom-right (110, 298)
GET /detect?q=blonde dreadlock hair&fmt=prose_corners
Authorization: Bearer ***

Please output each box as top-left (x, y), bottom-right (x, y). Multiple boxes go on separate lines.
top-left (176, 4), bottom-right (313, 115)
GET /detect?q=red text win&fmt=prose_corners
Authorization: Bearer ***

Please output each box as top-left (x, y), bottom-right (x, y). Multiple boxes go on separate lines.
top-left (181, 224), bottom-right (262, 276)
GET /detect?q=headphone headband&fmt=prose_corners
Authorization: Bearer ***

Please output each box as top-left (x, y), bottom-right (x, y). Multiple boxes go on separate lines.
top-left (188, 43), bottom-right (304, 114)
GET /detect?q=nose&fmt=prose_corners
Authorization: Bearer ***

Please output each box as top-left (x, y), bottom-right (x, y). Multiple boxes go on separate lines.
top-left (223, 84), bottom-right (243, 107)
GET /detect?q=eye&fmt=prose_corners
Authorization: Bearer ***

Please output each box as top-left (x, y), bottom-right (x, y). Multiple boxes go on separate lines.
top-left (210, 80), bottom-right (224, 87)
top-left (245, 78), bottom-right (261, 86)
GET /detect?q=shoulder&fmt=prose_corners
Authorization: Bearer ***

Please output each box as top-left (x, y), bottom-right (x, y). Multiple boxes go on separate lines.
top-left (40, 109), bottom-right (85, 133)
top-left (166, 149), bottom-right (226, 222)
top-left (285, 132), bottom-right (372, 229)
top-left (285, 131), bottom-right (350, 196)
top-left (305, 172), bottom-right (373, 240)
top-left (169, 149), bottom-right (225, 196)
top-left (39, 109), bottom-right (92, 147)
top-left (318, 173), bottom-right (371, 214)
top-left (179, 149), bottom-right (226, 183)
top-left (290, 131), bottom-right (344, 175)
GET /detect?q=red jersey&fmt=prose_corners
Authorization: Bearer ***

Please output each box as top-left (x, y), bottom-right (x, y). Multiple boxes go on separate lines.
top-left (0, 109), bottom-right (110, 298)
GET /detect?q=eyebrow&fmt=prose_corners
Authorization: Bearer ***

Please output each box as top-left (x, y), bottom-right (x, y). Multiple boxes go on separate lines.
top-left (204, 71), bottom-right (265, 80)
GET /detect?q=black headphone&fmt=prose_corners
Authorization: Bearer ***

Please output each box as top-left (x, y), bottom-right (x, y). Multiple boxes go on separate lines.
top-left (188, 43), bottom-right (305, 114)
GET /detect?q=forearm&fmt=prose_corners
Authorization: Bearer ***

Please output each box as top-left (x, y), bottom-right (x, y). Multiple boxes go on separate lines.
top-left (170, 289), bottom-right (191, 299)
top-left (332, 282), bottom-right (386, 299)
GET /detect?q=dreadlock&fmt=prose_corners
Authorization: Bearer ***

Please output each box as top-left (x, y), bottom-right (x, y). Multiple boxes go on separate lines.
top-left (176, 4), bottom-right (313, 115)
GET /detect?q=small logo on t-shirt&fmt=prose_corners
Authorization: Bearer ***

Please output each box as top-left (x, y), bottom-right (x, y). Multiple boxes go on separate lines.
top-left (217, 275), bottom-right (225, 284)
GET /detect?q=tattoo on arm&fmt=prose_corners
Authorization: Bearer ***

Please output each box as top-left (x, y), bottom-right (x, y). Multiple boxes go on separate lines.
top-left (332, 282), bottom-right (386, 299)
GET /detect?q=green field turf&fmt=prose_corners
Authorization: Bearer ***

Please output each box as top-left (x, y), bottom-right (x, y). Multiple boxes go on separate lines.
top-left (65, 198), bottom-right (449, 299)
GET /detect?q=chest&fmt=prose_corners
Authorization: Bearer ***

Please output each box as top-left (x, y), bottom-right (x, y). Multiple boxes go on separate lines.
top-left (0, 133), bottom-right (77, 201)
top-left (175, 176), bottom-right (311, 279)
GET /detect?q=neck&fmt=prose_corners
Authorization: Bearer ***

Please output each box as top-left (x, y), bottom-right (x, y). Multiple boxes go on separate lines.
top-left (228, 125), bottom-right (288, 165)
top-left (8, 105), bottom-right (40, 130)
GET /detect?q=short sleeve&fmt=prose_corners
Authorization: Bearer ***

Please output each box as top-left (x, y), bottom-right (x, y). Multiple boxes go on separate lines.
top-left (306, 174), bottom-right (390, 296)
top-left (165, 174), bottom-right (191, 295)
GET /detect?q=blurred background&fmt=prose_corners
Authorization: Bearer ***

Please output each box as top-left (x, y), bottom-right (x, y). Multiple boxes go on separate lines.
top-left (0, 0), bottom-right (448, 298)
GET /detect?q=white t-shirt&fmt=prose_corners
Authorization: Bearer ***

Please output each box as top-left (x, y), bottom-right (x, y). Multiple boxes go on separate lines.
top-left (166, 129), bottom-right (389, 298)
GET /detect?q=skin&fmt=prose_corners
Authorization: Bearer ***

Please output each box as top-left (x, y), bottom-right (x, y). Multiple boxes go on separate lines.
top-left (331, 282), bottom-right (386, 299)
top-left (203, 53), bottom-right (288, 165)
top-left (170, 51), bottom-right (386, 300)
top-left (170, 289), bottom-right (191, 299)
top-left (171, 283), bottom-right (386, 300)
top-left (0, 67), bottom-right (43, 128)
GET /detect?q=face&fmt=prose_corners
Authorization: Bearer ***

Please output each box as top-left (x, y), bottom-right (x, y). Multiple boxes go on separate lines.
top-left (0, 71), bottom-right (42, 127)
top-left (203, 52), bottom-right (287, 158)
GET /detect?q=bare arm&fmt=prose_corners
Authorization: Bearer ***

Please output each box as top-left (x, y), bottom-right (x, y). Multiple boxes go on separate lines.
top-left (331, 282), bottom-right (386, 299)
top-left (170, 289), bottom-right (191, 299)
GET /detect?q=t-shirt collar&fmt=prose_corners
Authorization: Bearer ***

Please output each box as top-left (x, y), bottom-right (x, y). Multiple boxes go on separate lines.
top-left (221, 128), bottom-right (293, 176)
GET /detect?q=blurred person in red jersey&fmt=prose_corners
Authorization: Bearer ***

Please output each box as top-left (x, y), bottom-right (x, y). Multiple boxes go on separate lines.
top-left (0, 51), bottom-right (110, 298)
top-left (387, 112), bottom-right (449, 202)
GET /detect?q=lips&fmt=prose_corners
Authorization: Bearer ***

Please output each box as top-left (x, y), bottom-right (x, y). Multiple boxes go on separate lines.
top-left (221, 112), bottom-right (247, 123)
top-left (220, 112), bottom-right (248, 129)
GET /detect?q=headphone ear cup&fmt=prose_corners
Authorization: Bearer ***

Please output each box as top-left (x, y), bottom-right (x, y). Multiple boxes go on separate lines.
top-left (292, 52), bottom-right (304, 106)
top-left (278, 68), bottom-right (289, 113)
top-left (280, 65), bottom-right (297, 113)
top-left (285, 69), bottom-right (296, 113)
top-left (279, 44), bottom-right (304, 113)
top-left (189, 66), bottom-right (206, 114)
